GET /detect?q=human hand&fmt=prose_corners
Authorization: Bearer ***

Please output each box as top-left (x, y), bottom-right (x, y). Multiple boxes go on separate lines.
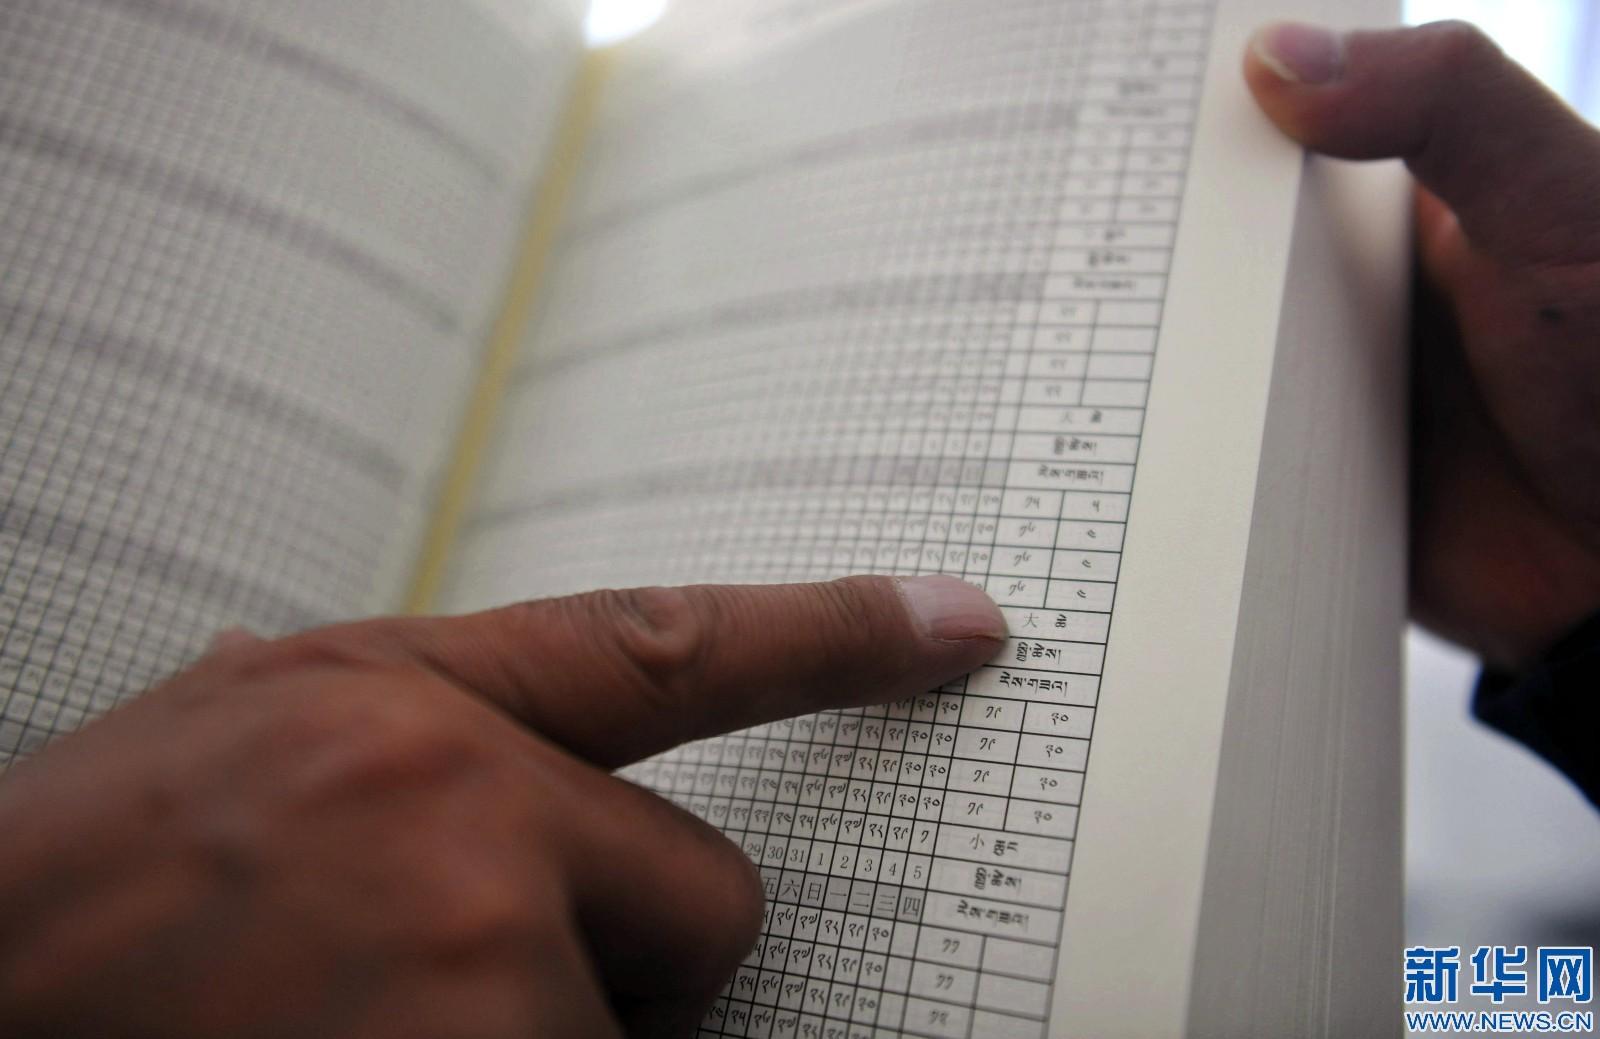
top-left (1245, 21), bottom-right (1600, 670)
top-left (0, 576), bottom-right (1004, 1039)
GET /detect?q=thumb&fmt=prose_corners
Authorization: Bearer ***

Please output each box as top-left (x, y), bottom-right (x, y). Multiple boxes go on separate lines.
top-left (1243, 20), bottom-right (1600, 262)
top-left (317, 575), bottom-right (1006, 767)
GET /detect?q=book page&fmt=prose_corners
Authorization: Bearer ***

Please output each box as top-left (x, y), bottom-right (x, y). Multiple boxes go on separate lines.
top-left (440, 0), bottom-right (1390, 1035)
top-left (0, 0), bottom-right (585, 765)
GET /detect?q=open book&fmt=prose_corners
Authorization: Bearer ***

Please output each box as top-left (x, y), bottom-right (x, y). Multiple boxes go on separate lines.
top-left (0, 0), bottom-right (1410, 1034)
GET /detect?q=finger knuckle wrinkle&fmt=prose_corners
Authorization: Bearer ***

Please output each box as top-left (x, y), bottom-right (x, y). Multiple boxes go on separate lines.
top-left (422, 878), bottom-right (544, 963)
top-left (247, 631), bottom-right (380, 678)
top-left (816, 578), bottom-right (913, 674)
top-left (592, 586), bottom-right (710, 696)
top-left (296, 687), bottom-right (472, 794)
top-left (1422, 20), bottom-right (1496, 72)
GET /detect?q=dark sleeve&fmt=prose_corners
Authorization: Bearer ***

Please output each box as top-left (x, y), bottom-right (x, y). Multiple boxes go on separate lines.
top-left (1473, 610), bottom-right (1600, 809)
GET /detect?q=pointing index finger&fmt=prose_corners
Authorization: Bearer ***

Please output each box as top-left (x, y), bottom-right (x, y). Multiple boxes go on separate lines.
top-left (349, 575), bottom-right (1006, 767)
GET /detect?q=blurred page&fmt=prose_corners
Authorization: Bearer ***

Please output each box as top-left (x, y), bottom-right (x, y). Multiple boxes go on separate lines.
top-left (0, 0), bottom-right (585, 764)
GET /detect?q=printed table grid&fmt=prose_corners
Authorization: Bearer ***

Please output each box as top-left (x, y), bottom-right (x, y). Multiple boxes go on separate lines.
top-left (451, 4), bottom-right (1209, 1030)
top-left (344, 3), bottom-right (1238, 1037)
top-left (0, 1), bottom-right (579, 765)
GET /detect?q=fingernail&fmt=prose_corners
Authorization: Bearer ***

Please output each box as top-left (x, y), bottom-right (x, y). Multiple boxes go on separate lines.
top-left (896, 576), bottom-right (1008, 642)
top-left (1251, 22), bottom-right (1344, 84)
